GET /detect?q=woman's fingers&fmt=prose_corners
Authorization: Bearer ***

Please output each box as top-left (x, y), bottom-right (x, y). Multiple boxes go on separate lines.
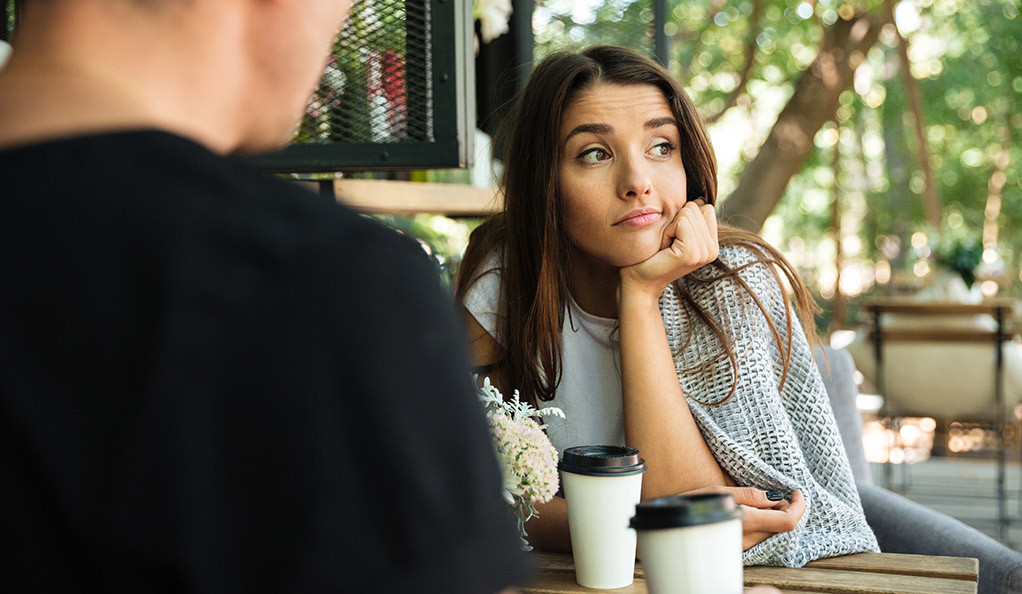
top-left (688, 200), bottom-right (717, 260)
top-left (672, 215), bottom-right (695, 255)
top-left (680, 206), bottom-right (704, 259)
top-left (680, 486), bottom-right (803, 551)
top-left (679, 201), bottom-right (715, 262)
top-left (788, 488), bottom-right (805, 513)
top-left (678, 486), bottom-right (804, 551)
top-left (740, 490), bottom-right (805, 535)
top-left (659, 208), bottom-right (682, 250)
top-left (699, 202), bottom-right (719, 258)
top-left (740, 506), bottom-right (799, 534)
top-left (697, 485), bottom-right (788, 510)
top-left (672, 204), bottom-right (710, 263)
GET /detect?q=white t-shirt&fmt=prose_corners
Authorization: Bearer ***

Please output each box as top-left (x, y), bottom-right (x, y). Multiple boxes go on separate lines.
top-left (463, 257), bottom-right (625, 456)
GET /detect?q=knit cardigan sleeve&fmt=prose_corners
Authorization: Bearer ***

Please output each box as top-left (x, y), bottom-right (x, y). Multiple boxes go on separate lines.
top-left (659, 244), bottom-right (879, 567)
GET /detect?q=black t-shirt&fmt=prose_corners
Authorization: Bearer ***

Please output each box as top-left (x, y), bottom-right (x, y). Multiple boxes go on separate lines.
top-left (0, 131), bottom-right (530, 592)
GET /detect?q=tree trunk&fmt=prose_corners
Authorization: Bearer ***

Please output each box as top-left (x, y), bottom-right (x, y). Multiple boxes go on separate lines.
top-left (886, 0), bottom-right (942, 231)
top-left (831, 118), bottom-right (847, 329)
top-left (718, 13), bottom-right (887, 232)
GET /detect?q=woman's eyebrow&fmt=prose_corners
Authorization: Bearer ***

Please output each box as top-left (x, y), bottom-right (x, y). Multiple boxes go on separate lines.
top-left (645, 117), bottom-right (677, 129)
top-left (562, 117), bottom-right (676, 144)
top-left (563, 123), bottom-right (612, 143)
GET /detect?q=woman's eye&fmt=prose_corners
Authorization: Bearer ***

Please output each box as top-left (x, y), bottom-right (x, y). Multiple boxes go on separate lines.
top-left (650, 142), bottom-right (676, 157)
top-left (577, 148), bottom-right (609, 164)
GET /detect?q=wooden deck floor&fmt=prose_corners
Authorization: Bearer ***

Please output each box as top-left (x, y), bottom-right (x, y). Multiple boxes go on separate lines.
top-left (869, 458), bottom-right (1022, 551)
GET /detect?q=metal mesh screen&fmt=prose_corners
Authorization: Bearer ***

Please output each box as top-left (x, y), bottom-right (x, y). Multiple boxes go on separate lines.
top-left (2, 0), bottom-right (16, 43)
top-left (295, 0), bottom-right (433, 146)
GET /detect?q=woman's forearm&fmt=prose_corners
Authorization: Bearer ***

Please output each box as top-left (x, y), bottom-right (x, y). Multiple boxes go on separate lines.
top-left (617, 285), bottom-right (727, 498)
top-left (527, 496), bottom-right (571, 552)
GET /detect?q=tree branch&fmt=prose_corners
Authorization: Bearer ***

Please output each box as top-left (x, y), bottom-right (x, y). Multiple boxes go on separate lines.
top-left (677, 0), bottom-right (728, 77)
top-left (705, 0), bottom-right (763, 124)
top-left (885, 0), bottom-right (941, 230)
top-left (718, 12), bottom-right (887, 232)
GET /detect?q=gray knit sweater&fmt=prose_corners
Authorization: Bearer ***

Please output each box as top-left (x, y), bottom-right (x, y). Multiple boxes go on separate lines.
top-left (662, 245), bottom-right (879, 566)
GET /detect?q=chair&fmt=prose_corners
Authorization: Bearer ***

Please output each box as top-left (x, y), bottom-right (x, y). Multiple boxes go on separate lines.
top-left (844, 300), bottom-right (1021, 542)
top-left (846, 300), bottom-right (1021, 422)
top-left (817, 345), bottom-right (1022, 593)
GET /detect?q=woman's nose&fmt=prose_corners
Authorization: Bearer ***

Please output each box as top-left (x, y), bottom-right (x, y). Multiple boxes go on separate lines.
top-left (616, 155), bottom-right (653, 199)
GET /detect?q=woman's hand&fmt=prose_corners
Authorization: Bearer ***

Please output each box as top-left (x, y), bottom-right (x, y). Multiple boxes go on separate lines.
top-left (619, 199), bottom-right (718, 301)
top-left (684, 486), bottom-right (806, 551)
top-left (735, 488), bottom-right (805, 551)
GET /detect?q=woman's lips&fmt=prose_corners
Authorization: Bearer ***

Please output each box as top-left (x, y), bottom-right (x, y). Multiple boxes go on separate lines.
top-left (615, 209), bottom-right (661, 227)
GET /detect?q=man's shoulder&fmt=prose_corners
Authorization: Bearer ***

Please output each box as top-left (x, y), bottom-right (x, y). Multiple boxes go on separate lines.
top-left (3, 129), bottom-right (428, 281)
top-left (123, 131), bottom-right (412, 251)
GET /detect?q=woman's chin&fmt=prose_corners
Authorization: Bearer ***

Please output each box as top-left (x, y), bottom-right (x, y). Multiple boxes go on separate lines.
top-left (616, 245), bottom-right (663, 268)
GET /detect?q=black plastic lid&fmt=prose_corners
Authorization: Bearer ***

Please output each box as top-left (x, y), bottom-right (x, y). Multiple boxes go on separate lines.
top-left (558, 445), bottom-right (647, 477)
top-left (629, 493), bottom-right (743, 530)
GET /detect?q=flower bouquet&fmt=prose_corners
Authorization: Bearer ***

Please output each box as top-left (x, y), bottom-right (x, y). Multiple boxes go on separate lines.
top-left (476, 376), bottom-right (564, 550)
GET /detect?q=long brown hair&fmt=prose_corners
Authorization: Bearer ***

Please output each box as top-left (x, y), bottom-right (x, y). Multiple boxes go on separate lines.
top-left (456, 45), bottom-right (818, 406)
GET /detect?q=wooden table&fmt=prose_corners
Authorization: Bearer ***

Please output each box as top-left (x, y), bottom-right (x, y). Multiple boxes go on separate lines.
top-left (524, 551), bottom-right (978, 593)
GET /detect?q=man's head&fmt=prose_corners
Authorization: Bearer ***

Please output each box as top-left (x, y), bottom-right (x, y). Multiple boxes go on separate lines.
top-left (4, 0), bottom-right (354, 153)
top-left (234, 0), bottom-right (355, 151)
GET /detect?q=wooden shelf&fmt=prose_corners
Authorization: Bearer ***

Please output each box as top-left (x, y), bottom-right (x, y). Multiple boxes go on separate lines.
top-left (861, 299), bottom-right (1017, 342)
top-left (861, 299), bottom-right (1015, 317)
top-left (329, 179), bottom-right (502, 216)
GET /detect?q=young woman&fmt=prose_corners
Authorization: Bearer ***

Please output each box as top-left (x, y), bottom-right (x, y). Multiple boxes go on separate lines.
top-left (457, 46), bottom-right (878, 566)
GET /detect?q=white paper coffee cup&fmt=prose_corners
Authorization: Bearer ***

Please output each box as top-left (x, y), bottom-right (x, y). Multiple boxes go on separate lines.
top-left (559, 445), bottom-right (647, 589)
top-left (630, 492), bottom-right (744, 594)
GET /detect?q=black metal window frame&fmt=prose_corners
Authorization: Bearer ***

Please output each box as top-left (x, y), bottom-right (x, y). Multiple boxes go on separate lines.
top-left (252, 0), bottom-right (475, 174)
top-left (653, 0), bottom-right (668, 66)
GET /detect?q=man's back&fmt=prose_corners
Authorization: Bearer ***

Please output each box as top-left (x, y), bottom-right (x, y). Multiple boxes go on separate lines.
top-left (0, 130), bottom-right (527, 591)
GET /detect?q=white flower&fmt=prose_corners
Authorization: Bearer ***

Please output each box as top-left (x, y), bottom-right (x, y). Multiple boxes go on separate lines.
top-left (475, 0), bottom-right (513, 44)
top-left (475, 375), bottom-right (563, 550)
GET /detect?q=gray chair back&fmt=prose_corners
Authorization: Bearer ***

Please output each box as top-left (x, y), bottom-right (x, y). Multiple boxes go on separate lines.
top-left (815, 345), bottom-right (872, 485)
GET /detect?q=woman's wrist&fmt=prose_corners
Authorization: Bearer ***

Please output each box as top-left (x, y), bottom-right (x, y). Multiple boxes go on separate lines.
top-left (617, 275), bottom-right (665, 311)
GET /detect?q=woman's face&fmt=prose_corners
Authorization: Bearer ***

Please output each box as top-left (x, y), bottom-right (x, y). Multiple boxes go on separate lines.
top-left (558, 82), bottom-right (688, 270)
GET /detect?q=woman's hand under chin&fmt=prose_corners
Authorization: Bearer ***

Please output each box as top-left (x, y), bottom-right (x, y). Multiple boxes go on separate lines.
top-left (619, 199), bottom-right (718, 302)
